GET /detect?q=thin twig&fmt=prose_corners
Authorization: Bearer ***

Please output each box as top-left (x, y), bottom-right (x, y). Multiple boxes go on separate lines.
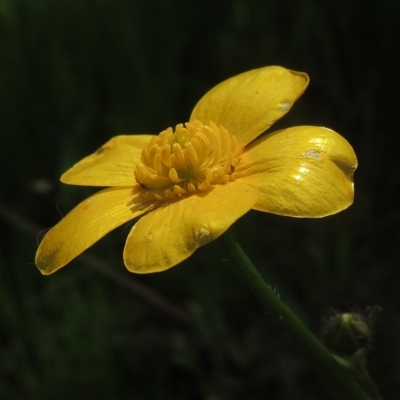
top-left (0, 202), bottom-right (191, 324)
top-left (221, 229), bottom-right (373, 400)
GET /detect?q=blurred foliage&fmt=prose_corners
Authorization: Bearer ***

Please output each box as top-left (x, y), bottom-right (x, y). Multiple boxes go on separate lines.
top-left (1, 0), bottom-right (399, 398)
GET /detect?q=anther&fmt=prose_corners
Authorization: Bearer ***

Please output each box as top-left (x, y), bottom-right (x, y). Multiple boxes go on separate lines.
top-left (169, 168), bottom-right (180, 183)
top-left (205, 168), bottom-right (213, 183)
top-left (135, 120), bottom-right (244, 202)
top-left (172, 143), bottom-right (185, 166)
top-left (187, 183), bottom-right (196, 193)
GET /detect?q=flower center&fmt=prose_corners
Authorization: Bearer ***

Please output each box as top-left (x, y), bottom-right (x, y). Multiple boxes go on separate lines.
top-left (134, 120), bottom-right (244, 201)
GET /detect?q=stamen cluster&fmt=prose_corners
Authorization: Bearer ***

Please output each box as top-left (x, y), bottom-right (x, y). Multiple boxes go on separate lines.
top-left (135, 120), bottom-right (244, 201)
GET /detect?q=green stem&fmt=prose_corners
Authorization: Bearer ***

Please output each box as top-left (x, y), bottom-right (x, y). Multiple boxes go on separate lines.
top-left (353, 364), bottom-right (383, 400)
top-left (334, 355), bottom-right (383, 400)
top-left (220, 229), bottom-right (372, 400)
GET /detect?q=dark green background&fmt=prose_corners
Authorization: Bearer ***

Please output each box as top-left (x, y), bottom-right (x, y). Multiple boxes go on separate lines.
top-left (1, 1), bottom-right (398, 398)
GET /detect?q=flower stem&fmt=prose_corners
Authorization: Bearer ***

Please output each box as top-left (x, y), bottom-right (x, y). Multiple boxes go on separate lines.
top-left (220, 229), bottom-right (372, 400)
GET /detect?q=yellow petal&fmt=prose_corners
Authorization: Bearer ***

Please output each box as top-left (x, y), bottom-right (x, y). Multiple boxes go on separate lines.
top-left (35, 186), bottom-right (155, 274)
top-left (123, 182), bottom-right (259, 273)
top-left (236, 126), bottom-right (357, 217)
top-left (190, 66), bottom-right (309, 146)
top-left (61, 135), bottom-right (153, 186)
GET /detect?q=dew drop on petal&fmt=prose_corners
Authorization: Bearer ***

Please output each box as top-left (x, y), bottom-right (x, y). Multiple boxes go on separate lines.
top-left (301, 148), bottom-right (322, 160)
top-left (278, 102), bottom-right (291, 111)
top-left (196, 227), bottom-right (212, 245)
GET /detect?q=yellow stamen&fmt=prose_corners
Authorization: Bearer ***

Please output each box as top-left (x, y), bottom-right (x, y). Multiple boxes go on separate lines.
top-left (135, 120), bottom-right (244, 201)
top-left (168, 168), bottom-right (180, 183)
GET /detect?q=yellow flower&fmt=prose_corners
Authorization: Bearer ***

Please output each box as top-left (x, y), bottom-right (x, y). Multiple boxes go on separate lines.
top-left (35, 66), bottom-right (357, 275)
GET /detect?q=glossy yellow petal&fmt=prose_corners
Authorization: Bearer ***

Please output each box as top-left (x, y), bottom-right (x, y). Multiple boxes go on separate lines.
top-left (36, 186), bottom-right (155, 274)
top-left (61, 135), bottom-right (153, 186)
top-left (236, 126), bottom-right (357, 217)
top-left (190, 66), bottom-right (309, 146)
top-left (123, 182), bottom-right (259, 273)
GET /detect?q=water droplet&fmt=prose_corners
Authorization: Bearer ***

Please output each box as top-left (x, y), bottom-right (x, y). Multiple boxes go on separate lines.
top-left (196, 227), bottom-right (212, 244)
top-left (279, 102), bottom-right (291, 111)
top-left (301, 148), bottom-right (321, 160)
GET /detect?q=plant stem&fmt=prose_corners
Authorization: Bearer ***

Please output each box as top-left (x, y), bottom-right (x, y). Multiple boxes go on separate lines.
top-left (220, 229), bottom-right (373, 400)
top-left (353, 364), bottom-right (383, 400)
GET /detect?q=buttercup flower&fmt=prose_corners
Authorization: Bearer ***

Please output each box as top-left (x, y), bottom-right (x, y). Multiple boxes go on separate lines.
top-left (35, 66), bottom-right (357, 274)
